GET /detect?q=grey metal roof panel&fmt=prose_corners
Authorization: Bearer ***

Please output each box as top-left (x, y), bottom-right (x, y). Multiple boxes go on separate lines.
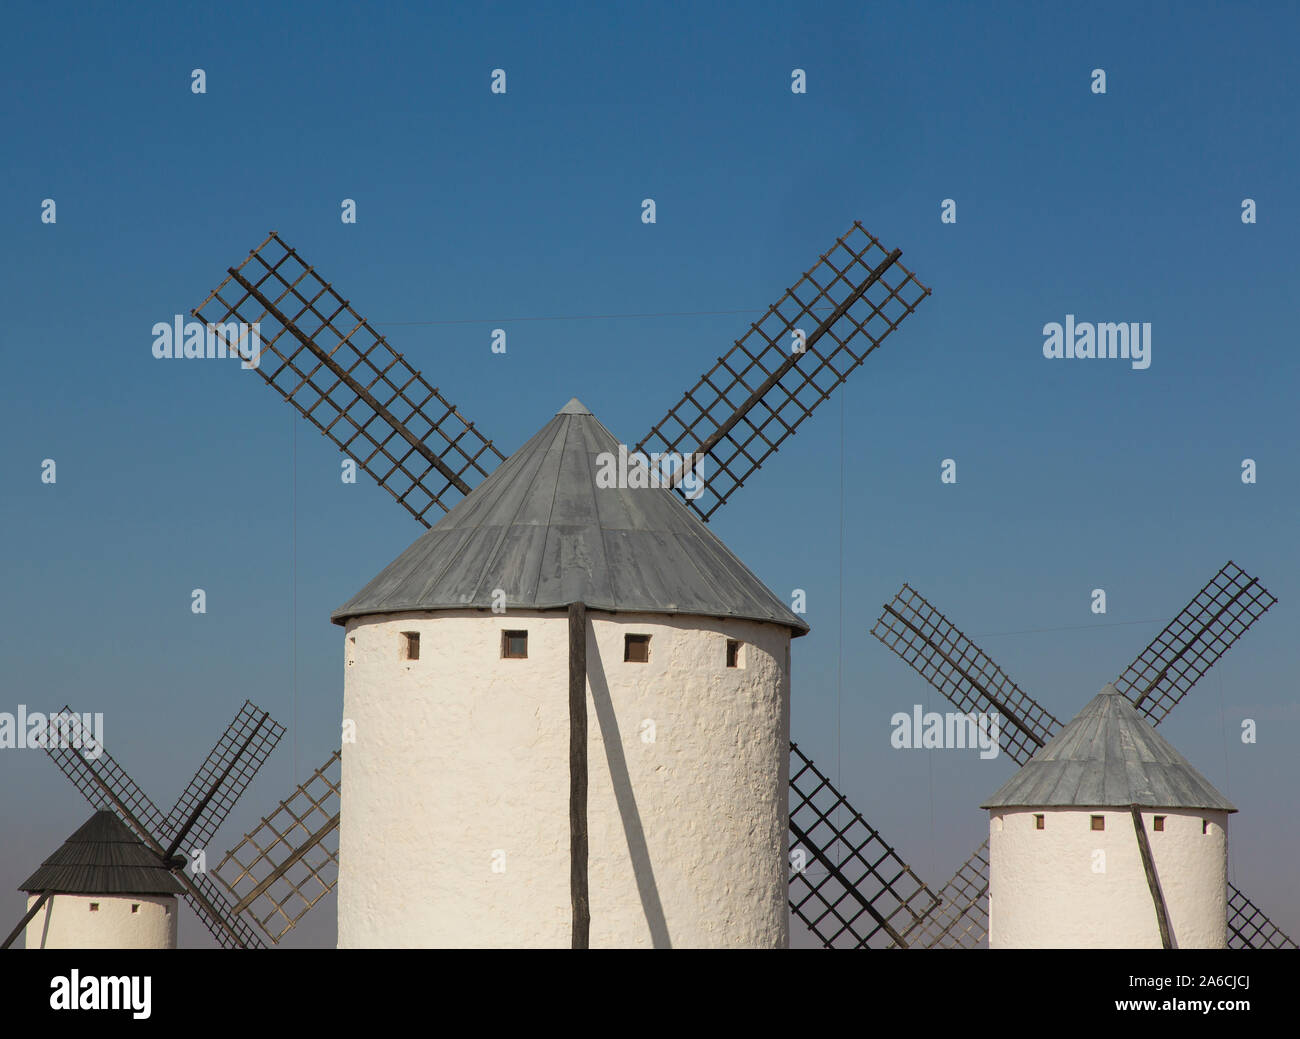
top-left (981, 685), bottom-right (1236, 812)
top-left (332, 399), bottom-right (809, 634)
top-left (20, 810), bottom-right (183, 896)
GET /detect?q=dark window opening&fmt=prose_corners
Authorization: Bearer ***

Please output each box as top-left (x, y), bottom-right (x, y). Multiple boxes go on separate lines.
top-left (624, 634), bottom-right (650, 663)
top-left (1202, 818), bottom-right (1210, 835)
top-left (1153, 816), bottom-right (1165, 832)
top-left (1034, 814), bottom-right (1044, 830)
top-left (1091, 815), bottom-right (1105, 831)
top-left (89, 903), bottom-right (99, 912)
top-left (131, 903), bottom-right (140, 913)
top-left (503, 630), bottom-right (528, 659)
top-left (401, 632), bottom-right (420, 661)
top-left (726, 639), bottom-right (743, 668)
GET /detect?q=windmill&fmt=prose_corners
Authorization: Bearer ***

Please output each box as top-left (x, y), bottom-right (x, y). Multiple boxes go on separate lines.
top-left (4, 701), bottom-right (286, 949)
top-left (12, 810), bottom-right (186, 949)
top-left (870, 561), bottom-right (1297, 949)
top-left (190, 223), bottom-right (943, 947)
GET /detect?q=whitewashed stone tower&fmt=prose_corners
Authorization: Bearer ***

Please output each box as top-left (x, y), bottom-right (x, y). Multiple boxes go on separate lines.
top-left (983, 684), bottom-right (1234, 948)
top-left (19, 810), bottom-right (181, 949)
top-left (332, 399), bottom-right (807, 948)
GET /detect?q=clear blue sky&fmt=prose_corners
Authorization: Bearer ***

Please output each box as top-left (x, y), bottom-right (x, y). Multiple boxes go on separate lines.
top-left (2, 1), bottom-right (1297, 948)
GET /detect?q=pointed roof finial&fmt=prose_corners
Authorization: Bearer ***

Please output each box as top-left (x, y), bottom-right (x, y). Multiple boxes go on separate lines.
top-left (557, 397), bottom-right (592, 415)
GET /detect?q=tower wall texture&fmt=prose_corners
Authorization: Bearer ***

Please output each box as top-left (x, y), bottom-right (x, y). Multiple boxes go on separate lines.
top-left (988, 807), bottom-right (1228, 948)
top-left (24, 893), bottom-right (177, 949)
top-left (337, 608), bottom-right (791, 948)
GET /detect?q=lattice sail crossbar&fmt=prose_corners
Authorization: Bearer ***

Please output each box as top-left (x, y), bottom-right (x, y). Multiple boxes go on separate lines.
top-left (788, 742), bottom-right (940, 948)
top-left (193, 233), bottom-right (504, 526)
top-left (1227, 883), bottom-right (1298, 949)
top-left (214, 749), bottom-right (342, 944)
top-left (164, 700), bottom-right (286, 857)
top-left (907, 840), bottom-right (990, 949)
top-left (1115, 561), bottom-right (1277, 726)
top-left (871, 584), bottom-right (1063, 767)
top-left (44, 706), bottom-right (172, 843)
top-left (636, 223), bottom-right (931, 521)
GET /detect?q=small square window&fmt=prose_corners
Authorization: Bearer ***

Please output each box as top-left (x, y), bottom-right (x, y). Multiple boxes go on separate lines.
top-left (1034, 814), bottom-right (1044, 830)
top-left (726, 639), bottom-right (743, 668)
top-left (502, 630), bottom-right (528, 659)
top-left (131, 903), bottom-right (140, 913)
top-left (624, 634), bottom-right (650, 663)
top-left (1091, 815), bottom-right (1105, 831)
top-left (1153, 816), bottom-right (1165, 832)
top-left (89, 903), bottom-right (99, 912)
top-left (400, 632), bottom-right (420, 661)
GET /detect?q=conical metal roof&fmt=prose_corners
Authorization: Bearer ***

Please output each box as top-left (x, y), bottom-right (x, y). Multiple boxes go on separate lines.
top-left (19, 810), bottom-right (184, 896)
top-left (332, 399), bottom-right (809, 634)
top-left (981, 684), bottom-right (1236, 812)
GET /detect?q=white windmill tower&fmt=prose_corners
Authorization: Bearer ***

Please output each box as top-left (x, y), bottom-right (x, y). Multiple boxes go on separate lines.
top-left (17, 810), bottom-right (184, 949)
top-left (330, 398), bottom-right (808, 948)
top-left (981, 684), bottom-right (1235, 949)
top-left (871, 570), bottom-right (1294, 950)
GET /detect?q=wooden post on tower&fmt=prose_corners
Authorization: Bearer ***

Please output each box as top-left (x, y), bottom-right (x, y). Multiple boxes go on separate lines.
top-left (568, 601), bottom-right (590, 948)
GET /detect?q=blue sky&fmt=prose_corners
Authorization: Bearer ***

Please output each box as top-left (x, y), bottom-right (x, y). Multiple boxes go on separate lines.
top-left (2, 1), bottom-right (1297, 948)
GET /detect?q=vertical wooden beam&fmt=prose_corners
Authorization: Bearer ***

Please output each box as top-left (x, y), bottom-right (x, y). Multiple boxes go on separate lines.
top-left (568, 602), bottom-right (590, 948)
top-left (1130, 805), bottom-right (1173, 949)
